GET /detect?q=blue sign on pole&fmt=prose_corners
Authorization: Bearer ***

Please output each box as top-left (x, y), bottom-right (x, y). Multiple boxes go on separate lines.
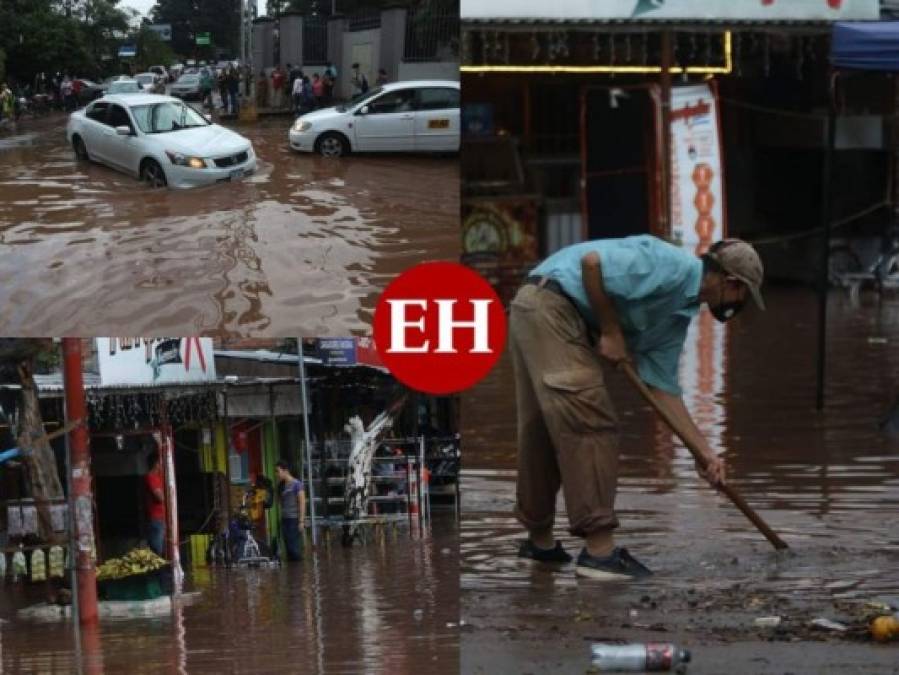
top-left (118, 44), bottom-right (137, 58)
top-left (316, 338), bottom-right (356, 366)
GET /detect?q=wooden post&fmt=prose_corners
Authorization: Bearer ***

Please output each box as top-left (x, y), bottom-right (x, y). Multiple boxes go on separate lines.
top-left (816, 109), bottom-right (835, 410)
top-left (659, 30), bottom-right (673, 239)
top-left (61, 338), bottom-right (97, 626)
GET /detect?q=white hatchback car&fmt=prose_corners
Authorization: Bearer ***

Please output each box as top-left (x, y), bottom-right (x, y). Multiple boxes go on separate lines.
top-left (288, 79), bottom-right (459, 156)
top-left (66, 94), bottom-right (257, 189)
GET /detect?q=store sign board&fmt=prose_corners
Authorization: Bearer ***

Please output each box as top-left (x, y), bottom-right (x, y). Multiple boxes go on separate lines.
top-left (316, 338), bottom-right (357, 366)
top-left (461, 0), bottom-right (878, 21)
top-left (669, 83), bottom-right (725, 254)
top-left (97, 338), bottom-right (217, 386)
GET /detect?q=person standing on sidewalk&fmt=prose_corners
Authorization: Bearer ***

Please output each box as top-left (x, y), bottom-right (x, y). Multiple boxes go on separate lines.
top-left (271, 65), bottom-right (285, 110)
top-left (510, 235), bottom-right (764, 580)
top-left (276, 461), bottom-right (306, 561)
top-left (144, 447), bottom-right (166, 557)
top-left (312, 73), bottom-right (324, 109)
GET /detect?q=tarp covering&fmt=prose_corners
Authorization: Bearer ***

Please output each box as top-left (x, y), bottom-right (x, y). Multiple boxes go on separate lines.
top-left (831, 21), bottom-right (899, 71)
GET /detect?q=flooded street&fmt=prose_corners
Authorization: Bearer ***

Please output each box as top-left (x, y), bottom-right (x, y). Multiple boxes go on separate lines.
top-left (460, 287), bottom-right (899, 674)
top-left (1, 520), bottom-right (458, 674)
top-left (0, 115), bottom-right (458, 337)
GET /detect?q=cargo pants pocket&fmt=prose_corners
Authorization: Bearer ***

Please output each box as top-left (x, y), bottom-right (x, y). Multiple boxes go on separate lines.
top-left (541, 369), bottom-right (618, 434)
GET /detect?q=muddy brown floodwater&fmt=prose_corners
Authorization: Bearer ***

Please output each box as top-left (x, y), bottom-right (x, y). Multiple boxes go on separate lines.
top-left (0, 115), bottom-right (458, 337)
top-left (461, 287), bottom-right (899, 674)
top-left (1, 520), bottom-right (458, 674)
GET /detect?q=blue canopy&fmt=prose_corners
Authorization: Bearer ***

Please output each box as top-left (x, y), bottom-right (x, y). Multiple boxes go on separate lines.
top-left (832, 22), bottom-right (899, 71)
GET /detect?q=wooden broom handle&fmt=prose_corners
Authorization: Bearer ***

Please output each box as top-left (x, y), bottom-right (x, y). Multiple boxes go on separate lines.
top-left (619, 362), bottom-right (788, 551)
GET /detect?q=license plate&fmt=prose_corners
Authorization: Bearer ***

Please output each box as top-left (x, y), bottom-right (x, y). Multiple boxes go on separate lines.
top-left (229, 168), bottom-right (244, 181)
top-left (428, 119), bottom-right (450, 129)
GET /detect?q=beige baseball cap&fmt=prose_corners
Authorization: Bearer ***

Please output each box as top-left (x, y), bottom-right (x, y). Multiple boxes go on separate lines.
top-left (707, 239), bottom-right (765, 310)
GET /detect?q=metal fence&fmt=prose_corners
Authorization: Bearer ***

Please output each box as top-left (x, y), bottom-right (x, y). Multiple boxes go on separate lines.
top-left (348, 10), bottom-right (381, 32)
top-left (404, 7), bottom-right (459, 62)
top-left (303, 16), bottom-right (329, 65)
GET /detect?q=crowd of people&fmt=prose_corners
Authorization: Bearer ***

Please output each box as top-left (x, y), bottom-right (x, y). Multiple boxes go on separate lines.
top-left (255, 61), bottom-right (388, 115)
top-left (1, 60), bottom-right (391, 128)
top-left (0, 72), bottom-right (85, 124)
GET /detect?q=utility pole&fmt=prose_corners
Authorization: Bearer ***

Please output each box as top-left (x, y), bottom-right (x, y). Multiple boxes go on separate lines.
top-left (61, 338), bottom-right (98, 626)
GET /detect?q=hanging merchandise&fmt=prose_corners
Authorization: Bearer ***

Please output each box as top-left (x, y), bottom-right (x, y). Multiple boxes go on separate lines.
top-left (0, 551), bottom-right (6, 580)
top-left (50, 503), bottom-right (68, 533)
top-left (49, 546), bottom-right (65, 578)
top-left (30, 549), bottom-right (46, 582)
top-left (21, 504), bottom-right (38, 537)
top-left (12, 545), bottom-right (27, 581)
top-left (7, 504), bottom-right (23, 538)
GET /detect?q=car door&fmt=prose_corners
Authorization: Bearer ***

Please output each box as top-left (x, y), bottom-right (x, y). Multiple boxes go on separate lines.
top-left (352, 89), bottom-right (416, 152)
top-left (413, 87), bottom-right (460, 152)
top-left (81, 101), bottom-right (111, 161)
top-left (104, 104), bottom-right (139, 173)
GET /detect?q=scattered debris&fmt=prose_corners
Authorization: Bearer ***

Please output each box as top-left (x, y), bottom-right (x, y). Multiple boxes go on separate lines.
top-left (825, 580), bottom-right (861, 592)
top-left (591, 643), bottom-right (691, 672)
top-left (870, 614), bottom-right (899, 643)
top-left (810, 618), bottom-right (849, 632)
top-left (754, 616), bottom-right (782, 628)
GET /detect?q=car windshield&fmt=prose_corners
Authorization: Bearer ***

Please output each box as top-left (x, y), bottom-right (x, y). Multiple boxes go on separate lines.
top-left (131, 102), bottom-right (209, 134)
top-left (336, 86), bottom-right (384, 112)
top-left (136, 75), bottom-right (154, 84)
top-left (109, 81), bottom-right (141, 94)
top-left (177, 75), bottom-right (199, 84)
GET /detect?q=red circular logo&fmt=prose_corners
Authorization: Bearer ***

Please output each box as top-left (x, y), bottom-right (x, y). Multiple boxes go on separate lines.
top-left (373, 262), bottom-right (507, 395)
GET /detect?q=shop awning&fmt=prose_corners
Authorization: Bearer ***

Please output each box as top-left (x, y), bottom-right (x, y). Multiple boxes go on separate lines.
top-left (831, 21), bottom-right (899, 71)
top-left (462, 0), bottom-right (879, 23)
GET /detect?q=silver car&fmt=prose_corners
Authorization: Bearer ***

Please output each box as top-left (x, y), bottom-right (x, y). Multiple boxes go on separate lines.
top-left (170, 74), bottom-right (203, 101)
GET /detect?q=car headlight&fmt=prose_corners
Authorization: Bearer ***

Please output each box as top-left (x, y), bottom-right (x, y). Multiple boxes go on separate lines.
top-left (166, 151), bottom-right (206, 169)
top-left (292, 119), bottom-right (312, 133)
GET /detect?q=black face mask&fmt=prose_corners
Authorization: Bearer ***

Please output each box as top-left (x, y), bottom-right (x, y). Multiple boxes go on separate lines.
top-left (709, 283), bottom-right (745, 323)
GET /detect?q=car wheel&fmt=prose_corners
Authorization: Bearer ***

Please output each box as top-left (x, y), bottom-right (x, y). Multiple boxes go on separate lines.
top-left (72, 135), bottom-right (89, 161)
top-left (141, 159), bottom-right (168, 188)
top-left (316, 133), bottom-right (348, 158)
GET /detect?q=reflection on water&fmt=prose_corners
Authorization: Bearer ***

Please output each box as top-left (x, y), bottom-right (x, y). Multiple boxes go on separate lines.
top-left (1, 521), bottom-right (458, 674)
top-left (462, 286), bottom-right (899, 595)
top-left (0, 115), bottom-right (458, 336)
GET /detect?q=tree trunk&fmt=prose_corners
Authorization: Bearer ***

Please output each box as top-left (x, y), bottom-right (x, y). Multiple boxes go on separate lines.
top-left (17, 358), bottom-right (64, 542)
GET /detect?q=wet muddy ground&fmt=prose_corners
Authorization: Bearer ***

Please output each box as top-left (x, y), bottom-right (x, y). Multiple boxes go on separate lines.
top-left (0, 114), bottom-right (457, 337)
top-left (0, 520), bottom-right (458, 674)
top-left (461, 287), bottom-right (899, 674)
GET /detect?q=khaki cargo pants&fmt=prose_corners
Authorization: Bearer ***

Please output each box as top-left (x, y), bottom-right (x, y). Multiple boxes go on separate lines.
top-left (509, 283), bottom-right (620, 537)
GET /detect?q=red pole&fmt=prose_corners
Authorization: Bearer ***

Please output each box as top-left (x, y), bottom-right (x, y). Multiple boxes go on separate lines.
top-left (62, 338), bottom-right (98, 626)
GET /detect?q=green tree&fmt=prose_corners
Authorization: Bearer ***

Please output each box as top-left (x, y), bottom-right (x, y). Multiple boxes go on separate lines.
top-left (0, 0), bottom-right (130, 84)
top-left (149, 0), bottom-right (240, 60)
top-left (135, 26), bottom-right (176, 70)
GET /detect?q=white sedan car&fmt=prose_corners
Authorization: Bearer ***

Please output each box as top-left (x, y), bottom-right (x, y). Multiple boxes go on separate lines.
top-left (289, 79), bottom-right (459, 157)
top-left (66, 94), bottom-right (257, 189)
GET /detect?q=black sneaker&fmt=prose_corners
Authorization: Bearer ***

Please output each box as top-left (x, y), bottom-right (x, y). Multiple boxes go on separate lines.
top-left (575, 547), bottom-right (653, 580)
top-left (518, 539), bottom-right (573, 564)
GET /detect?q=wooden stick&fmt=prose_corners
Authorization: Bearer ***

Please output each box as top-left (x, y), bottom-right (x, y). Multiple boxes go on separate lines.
top-left (620, 362), bottom-right (788, 551)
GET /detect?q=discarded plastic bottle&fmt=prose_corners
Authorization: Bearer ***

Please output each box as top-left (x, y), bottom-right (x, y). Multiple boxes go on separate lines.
top-left (591, 643), bottom-right (691, 672)
top-left (870, 613), bottom-right (899, 643)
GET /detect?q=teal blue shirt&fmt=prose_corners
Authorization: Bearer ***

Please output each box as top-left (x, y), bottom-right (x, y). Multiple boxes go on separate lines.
top-left (531, 235), bottom-right (702, 395)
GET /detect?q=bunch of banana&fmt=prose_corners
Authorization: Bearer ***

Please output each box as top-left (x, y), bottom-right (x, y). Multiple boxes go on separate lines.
top-left (96, 548), bottom-right (167, 581)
